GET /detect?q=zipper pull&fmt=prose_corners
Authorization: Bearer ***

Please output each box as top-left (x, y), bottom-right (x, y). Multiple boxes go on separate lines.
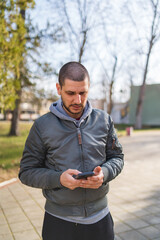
top-left (112, 138), bottom-right (115, 149)
top-left (77, 129), bottom-right (82, 145)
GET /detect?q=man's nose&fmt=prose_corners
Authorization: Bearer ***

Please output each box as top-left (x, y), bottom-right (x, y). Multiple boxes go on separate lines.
top-left (74, 94), bottom-right (81, 104)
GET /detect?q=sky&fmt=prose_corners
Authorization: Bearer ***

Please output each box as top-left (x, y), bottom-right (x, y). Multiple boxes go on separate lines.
top-left (28, 0), bottom-right (160, 103)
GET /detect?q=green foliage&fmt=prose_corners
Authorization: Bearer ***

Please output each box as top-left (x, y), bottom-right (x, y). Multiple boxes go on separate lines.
top-left (0, 0), bottom-right (64, 114)
top-left (0, 121), bottom-right (33, 169)
top-left (0, 0), bottom-right (35, 111)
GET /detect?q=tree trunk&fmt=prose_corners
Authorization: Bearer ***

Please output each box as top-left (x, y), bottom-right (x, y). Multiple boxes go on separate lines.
top-left (3, 110), bottom-right (7, 120)
top-left (135, 37), bottom-right (153, 129)
top-left (135, 84), bottom-right (146, 129)
top-left (108, 81), bottom-right (114, 115)
top-left (79, 30), bottom-right (87, 63)
top-left (9, 90), bottom-right (21, 136)
top-left (108, 56), bottom-right (117, 115)
top-left (9, 8), bottom-right (25, 136)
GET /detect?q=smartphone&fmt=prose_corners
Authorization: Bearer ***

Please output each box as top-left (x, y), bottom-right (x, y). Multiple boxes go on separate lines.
top-left (73, 171), bottom-right (95, 179)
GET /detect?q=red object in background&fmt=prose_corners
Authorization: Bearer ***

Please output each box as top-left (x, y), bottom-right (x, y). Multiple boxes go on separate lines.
top-left (126, 127), bottom-right (133, 136)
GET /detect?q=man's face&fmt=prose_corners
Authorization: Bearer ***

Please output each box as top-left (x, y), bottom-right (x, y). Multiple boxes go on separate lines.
top-left (56, 78), bottom-right (89, 119)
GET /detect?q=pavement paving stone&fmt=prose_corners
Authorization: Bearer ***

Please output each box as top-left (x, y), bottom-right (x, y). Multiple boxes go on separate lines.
top-left (25, 210), bottom-right (44, 220)
top-left (0, 208), bottom-right (3, 215)
top-left (128, 208), bottom-right (150, 217)
top-left (108, 206), bottom-right (126, 216)
top-left (18, 198), bottom-right (37, 207)
top-left (141, 214), bottom-right (160, 225)
top-left (6, 212), bottom-right (28, 224)
top-left (0, 200), bottom-right (19, 210)
top-left (114, 212), bottom-right (136, 221)
top-left (35, 198), bottom-right (45, 208)
top-left (114, 222), bottom-right (132, 234)
top-left (122, 217), bottom-right (149, 229)
top-left (138, 226), bottom-right (160, 239)
top-left (154, 223), bottom-right (160, 230)
top-left (0, 188), bottom-right (12, 200)
top-left (13, 229), bottom-right (40, 240)
top-left (21, 203), bottom-right (43, 213)
top-left (0, 224), bottom-right (11, 235)
top-left (9, 220), bottom-right (34, 233)
top-left (118, 230), bottom-right (148, 240)
top-left (155, 212), bottom-right (160, 218)
top-left (146, 205), bottom-right (160, 214)
top-left (0, 233), bottom-right (14, 240)
top-left (3, 207), bottom-right (24, 217)
top-left (36, 227), bottom-right (42, 237)
top-left (0, 214), bottom-right (7, 225)
top-left (30, 217), bottom-right (44, 229)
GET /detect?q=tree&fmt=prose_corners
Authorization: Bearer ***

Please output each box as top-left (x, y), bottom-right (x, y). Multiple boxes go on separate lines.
top-left (93, 51), bottom-right (118, 114)
top-left (125, 0), bottom-right (160, 129)
top-left (0, 0), bottom-right (64, 135)
top-left (0, 0), bottom-right (35, 136)
top-left (47, 0), bottom-right (127, 113)
top-left (135, 0), bottom-right (160, 129)
top-left (50, 0), bottom-right (102, 63)
top-left (0, 0), bottom-right (29, 112)
top-left (91, 1), bottom-right (125, 114)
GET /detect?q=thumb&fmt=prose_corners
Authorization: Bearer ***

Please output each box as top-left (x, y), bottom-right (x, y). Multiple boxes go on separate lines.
top-left (94, 166), bottom-right (102, 175)
top-left (67, 169), bottom-right (81, 175)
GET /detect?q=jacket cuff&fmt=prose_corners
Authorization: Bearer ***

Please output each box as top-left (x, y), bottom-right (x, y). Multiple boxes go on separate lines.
top-left (47, 171), bottom-right (63, 189)
top-left (101, 166), bottom-right (110, 183)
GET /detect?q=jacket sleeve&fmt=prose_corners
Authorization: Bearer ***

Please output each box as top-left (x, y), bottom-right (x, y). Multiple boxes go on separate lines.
top-left (101, 116), bottom-right (124, 183)
top-left (19, 121), bottom-right (63, 189)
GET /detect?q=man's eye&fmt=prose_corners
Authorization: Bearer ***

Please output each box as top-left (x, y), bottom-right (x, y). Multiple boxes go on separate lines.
top-left (67, 92), bottom-right (74, 95)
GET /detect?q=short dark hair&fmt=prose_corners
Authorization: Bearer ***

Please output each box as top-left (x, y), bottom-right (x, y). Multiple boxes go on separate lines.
top-left (58, 61), bottom-right (90, 87)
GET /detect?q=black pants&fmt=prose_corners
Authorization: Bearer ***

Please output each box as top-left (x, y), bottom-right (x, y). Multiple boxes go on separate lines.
top-left (42, 212), bottom-right (114, 240)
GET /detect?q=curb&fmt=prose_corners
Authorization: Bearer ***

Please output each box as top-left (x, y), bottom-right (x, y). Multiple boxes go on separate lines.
top-left (0, 178), bottom-right (18, 189)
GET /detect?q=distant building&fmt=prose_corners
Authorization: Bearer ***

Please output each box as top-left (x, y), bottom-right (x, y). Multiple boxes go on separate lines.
top-left (0, 90), bottom-right (55, 121)
top-left (129, 84), bottom-right (160, 126)
top-left (89, 98), bottom-right (129, 124)
top-left (111, 102), bottom-right (129, 124)
top-left (1, 94), bottom-right (130, 124)
top-left (89, 99), bottom-right (106, 111)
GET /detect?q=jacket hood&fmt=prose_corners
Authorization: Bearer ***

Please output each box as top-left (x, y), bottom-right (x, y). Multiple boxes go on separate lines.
top-left (49, 98), bottom-right (92, 124)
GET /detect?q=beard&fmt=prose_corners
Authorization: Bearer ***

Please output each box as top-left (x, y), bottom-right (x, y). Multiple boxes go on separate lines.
top-left (63, 102), bottom-right (84, 116)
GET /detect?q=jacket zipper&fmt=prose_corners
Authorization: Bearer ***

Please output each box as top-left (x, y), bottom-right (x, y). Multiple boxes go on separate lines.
top-left (77, 128), bottom-right (82, 145)
top-left (77, 127), bottom-right (87, 216)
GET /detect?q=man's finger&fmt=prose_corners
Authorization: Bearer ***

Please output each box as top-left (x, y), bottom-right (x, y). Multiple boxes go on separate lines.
top-left (94, 166), bottom-right (102, 175)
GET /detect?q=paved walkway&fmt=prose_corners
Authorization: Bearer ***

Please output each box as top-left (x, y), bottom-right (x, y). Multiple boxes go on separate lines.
top-left (0, 130), bottom-right (160, 240)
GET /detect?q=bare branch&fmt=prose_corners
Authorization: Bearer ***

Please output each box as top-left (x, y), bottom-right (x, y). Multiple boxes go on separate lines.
top-left (124, 2), bottom-right (144, 55)
top-left (78, 30), bottom-right (87, 63)
top-left (91, 47), bottom-right (110, 83)
top-left (61, 0), bottom-right (78, 51)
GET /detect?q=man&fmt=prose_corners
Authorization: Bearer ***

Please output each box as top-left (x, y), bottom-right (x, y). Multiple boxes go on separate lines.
top-left (19, 61), bottom-right (124, 240)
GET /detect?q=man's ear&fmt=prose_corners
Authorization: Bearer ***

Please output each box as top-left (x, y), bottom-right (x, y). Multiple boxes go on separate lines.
top-left (56, 83), bottom-right (61, 95)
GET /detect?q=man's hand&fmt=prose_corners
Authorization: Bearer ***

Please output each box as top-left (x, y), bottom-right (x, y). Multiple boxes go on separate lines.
top-left (60, 169), bottom-right (81, 190)
top-left (79, 166), bottom-right (104, 189)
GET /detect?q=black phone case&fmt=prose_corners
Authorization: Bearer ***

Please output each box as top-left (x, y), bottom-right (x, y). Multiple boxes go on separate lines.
top-left (73, 172), bottom-right (94, 179)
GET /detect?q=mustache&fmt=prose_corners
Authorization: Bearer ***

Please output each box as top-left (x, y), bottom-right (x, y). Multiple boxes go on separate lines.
top-left (70, 104), bottom-right (83, 107)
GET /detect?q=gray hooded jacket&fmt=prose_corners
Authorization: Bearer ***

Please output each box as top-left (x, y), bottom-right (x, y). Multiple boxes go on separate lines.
top-left (19, 99), bottom-right (124, 217)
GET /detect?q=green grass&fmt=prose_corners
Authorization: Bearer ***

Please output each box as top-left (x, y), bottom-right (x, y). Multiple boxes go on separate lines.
top-left (0, 121), bottom-right (33, 169)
